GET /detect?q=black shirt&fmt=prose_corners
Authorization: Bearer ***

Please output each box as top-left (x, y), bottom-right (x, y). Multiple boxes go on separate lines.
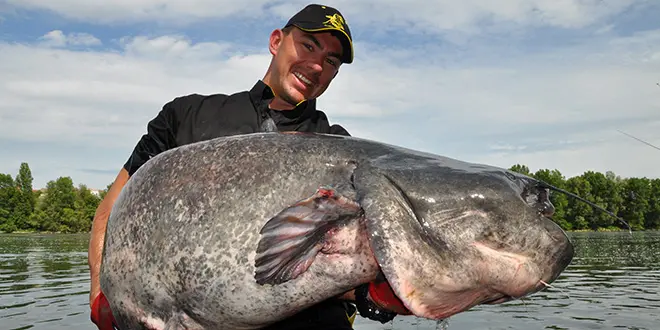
top-left (124, 80), bottom-right (350, 175)
top-left (122, 80), bottom-right (355, 329)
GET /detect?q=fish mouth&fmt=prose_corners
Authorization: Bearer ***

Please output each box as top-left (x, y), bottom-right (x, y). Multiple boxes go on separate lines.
top-left (359, 171), bottom-right (574, 321)
top-left (482, 295), bottom-right (514, 304)
top-left (387, 278), bottom-right (523, 320)
top-left (375, 236), bottom-right (568, 321)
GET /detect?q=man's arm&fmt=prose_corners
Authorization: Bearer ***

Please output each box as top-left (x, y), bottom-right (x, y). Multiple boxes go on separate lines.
top-left (88, 168), bottom-right (130, 306)
top-left (87, 96), bottom-right (184, 307)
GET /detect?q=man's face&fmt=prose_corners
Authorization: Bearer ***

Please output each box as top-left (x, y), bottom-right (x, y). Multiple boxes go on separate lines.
top-left (268, 27), bottom-right (343, 106)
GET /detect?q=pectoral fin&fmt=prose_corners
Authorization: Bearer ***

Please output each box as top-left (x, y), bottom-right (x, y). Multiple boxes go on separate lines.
top-left (254, 187), bottom-right (362, 285)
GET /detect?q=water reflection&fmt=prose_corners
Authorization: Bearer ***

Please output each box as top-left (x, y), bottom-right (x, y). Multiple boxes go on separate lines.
top-left (357, 231), bottom-right (660, 329)
top-left (0, 233), bottom-right (92, 330)
top-left (1, 232), bottom-right (659, 330)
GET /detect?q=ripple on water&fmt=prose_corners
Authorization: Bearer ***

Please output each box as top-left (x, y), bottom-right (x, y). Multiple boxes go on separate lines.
top-left (2, 231), bottom-right (660, 330)
top-left (0, 234), bottom-right (93, 330)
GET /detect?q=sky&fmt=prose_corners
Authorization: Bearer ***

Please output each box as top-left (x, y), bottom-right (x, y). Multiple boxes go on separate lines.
top-left (1, 0), bottom-right (659, 190)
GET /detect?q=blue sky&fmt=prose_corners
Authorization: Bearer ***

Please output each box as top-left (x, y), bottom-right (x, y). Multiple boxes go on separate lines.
top-left (1, 0), bottom-right (659, 190)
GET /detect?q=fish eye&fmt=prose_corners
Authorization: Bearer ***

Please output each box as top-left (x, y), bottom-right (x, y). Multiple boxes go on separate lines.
top-left (505, 172), bottom-right (517, 182)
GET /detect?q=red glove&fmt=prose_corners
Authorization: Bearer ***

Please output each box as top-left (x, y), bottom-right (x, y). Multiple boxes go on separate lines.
top-left (368, 281), bottom-right (413, 315)
top-left (90, 291), bottom-right (118, 330)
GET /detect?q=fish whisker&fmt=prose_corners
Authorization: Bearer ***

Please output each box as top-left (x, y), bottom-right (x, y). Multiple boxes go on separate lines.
top-left (539, 279), bottom-right (572, 301)
top-left (519, 296), bottom-right (529, 313)
top-left (539, 279), bottom-right (554, 289)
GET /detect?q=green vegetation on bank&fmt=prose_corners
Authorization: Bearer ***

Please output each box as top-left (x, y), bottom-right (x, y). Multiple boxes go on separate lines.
top-left (1, 162), bottom-right (658, 233)
top-left (0, 163), bottom-right (109, 233)
top-left (508, 164), bottom-right (660, 231)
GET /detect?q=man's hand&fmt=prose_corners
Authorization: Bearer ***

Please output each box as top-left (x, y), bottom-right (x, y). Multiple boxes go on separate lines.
top-left (339, 280), bottom-right (411, 316)
top-left (90, 291), bottom-right (118, 330)
top-left (366, 281), bottom-right (412, 315)
top-left (339, 280), bottom-right (412, 324)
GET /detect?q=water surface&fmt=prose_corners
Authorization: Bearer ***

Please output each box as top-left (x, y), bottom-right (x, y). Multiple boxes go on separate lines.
top-left (1, 231), bottom-right (658, 329)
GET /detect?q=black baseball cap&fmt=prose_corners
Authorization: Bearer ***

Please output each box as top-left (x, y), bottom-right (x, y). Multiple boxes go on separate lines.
top-left (284, 4), bottom-right (354, 64)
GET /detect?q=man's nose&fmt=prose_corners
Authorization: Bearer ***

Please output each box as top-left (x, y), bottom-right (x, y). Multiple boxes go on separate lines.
top-left (308, 59), bottom-right (323, 73)
top-left (306, 54), bottom-right (326, 73)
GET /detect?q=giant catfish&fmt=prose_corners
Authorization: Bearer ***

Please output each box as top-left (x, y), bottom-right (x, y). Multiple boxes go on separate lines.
top-left (100, 132), bottom-right (578, 329)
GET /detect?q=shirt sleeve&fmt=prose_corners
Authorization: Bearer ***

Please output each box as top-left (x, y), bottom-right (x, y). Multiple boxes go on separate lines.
top-left (329, 124), bottom-right (351, 137)
top-left (123, 98), bottom-right (181, 176)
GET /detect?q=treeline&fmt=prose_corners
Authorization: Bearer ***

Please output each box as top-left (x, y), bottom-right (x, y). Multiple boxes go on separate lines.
top-left (0, 162), bottom-right (659, 233)
top-left (0, 162), bottom-right (109, 233)
top-left (509, 164), bottom-right (660, 231)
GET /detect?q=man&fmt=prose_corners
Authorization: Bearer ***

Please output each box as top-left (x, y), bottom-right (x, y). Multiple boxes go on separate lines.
top-left (88, 4), bottom-right (411, 330)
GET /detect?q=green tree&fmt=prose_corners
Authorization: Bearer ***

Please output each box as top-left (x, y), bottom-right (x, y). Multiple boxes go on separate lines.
top-left (39, 177), bottom-right (77, 232)
top-left (509, 164), bottom-right (531, 176)
top-left (0, 174), bottom-right (18, 233)
top-left (11, 162), bottom-right (36, 230)
top-left (645, 179), bottom-right (660, 229)
top-left (619, 177), bottom-right (651, 231)
top-left (580, 171), bottom-right (624, 230)
top-left (73, 184), bottom-right (102, 232)
top-left (564, 176), bottom-right (592, 230)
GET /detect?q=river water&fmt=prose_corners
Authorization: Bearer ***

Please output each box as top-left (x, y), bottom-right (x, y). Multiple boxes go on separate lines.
top-left (1, 231), bottom-right (658, 330)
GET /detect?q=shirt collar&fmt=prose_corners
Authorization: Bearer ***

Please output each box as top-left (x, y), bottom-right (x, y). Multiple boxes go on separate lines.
top-left (249, 80), bottom-right (317, 114)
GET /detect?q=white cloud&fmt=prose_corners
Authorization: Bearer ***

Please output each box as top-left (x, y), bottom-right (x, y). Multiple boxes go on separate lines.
top-left (4, 0), bottom-right (275, 25)
top-left (4, 0), bottom-right (647, 33)
top-left (1, 5), bottom-right (659, 188)
top-left (119, 35), bottom-right (233, 59)
top-left (38, 30), bottom-right (102, 48)
top-left (0, 35), bottom-right (268, 150)
top-left (479, 124), bottom-right (660, 180)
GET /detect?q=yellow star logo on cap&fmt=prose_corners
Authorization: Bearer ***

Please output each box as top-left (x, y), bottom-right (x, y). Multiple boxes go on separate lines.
top-left (323, 13), bottom-right (346, 32)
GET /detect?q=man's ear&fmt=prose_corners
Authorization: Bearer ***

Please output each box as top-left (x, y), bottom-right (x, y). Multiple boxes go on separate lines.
top-left (269, 29), bottom-right (284, 56)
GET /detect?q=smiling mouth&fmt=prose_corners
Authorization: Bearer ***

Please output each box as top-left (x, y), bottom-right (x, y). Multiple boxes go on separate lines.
top-left (293, 71), bottom-right (313, 87)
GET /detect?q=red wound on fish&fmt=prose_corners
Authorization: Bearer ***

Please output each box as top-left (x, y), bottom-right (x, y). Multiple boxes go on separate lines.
top-left (318, 187), bottom-right (335, 198)
top-left (254, 187), bottom-right (361, 285)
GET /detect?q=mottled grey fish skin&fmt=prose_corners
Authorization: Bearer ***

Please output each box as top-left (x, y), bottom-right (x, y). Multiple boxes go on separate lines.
top-left (101, 133), bottom-right (381, 329)
top-left (353, 153), bottom-right (573, 319)
top-left (100, 132), bottom-right (574, 329)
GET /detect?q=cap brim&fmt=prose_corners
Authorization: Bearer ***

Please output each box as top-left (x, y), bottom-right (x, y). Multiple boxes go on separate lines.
top-left (289, 23), bottom-right (353, 64)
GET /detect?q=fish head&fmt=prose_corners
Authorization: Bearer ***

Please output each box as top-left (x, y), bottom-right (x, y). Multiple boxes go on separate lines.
top-left (355, 159), bottom-right (574, 320)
